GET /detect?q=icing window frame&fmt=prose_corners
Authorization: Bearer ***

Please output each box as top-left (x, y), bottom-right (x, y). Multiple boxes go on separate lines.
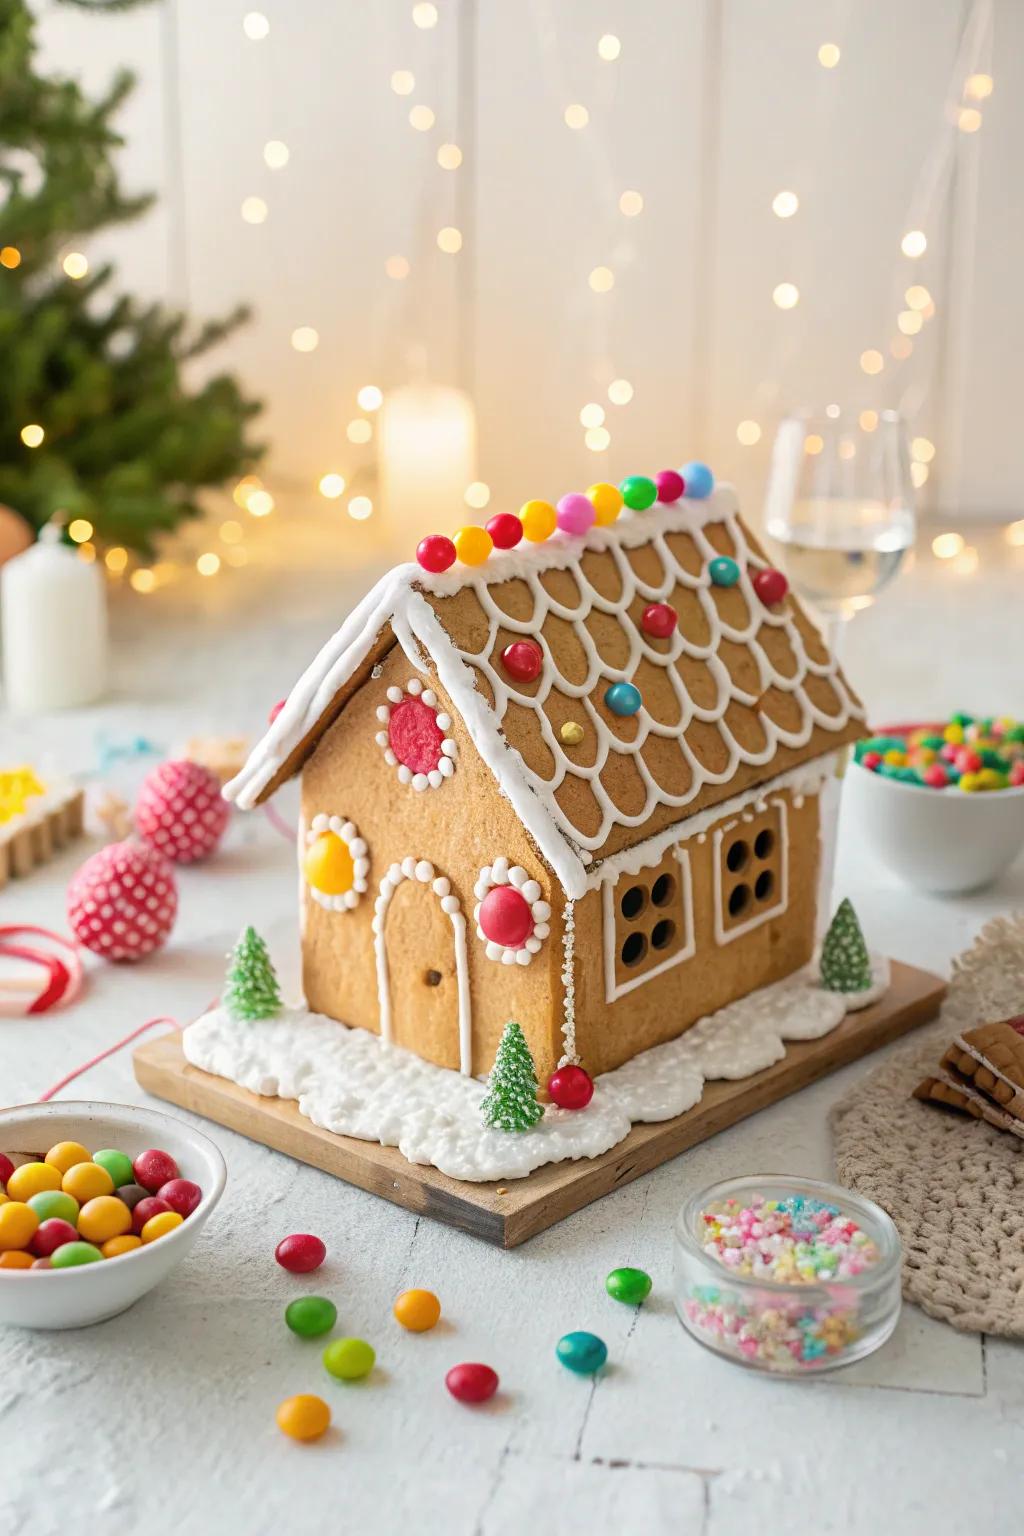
top-left (712, 799), bottom-right (789, 944)
top-left (602, 846), bottom-right (695, 1002)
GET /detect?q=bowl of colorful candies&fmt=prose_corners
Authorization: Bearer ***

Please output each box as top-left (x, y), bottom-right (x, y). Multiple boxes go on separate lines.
top-left (0, 1100), bottom-right (226, 1329)
top-left (846, 713), bottom-right (1024, 893)
top-left (673, 1176), bottom-right (902, 1374)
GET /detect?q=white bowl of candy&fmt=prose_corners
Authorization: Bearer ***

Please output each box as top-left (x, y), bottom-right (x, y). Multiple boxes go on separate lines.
top-left (0, 1100), bottom-right (226, 1330)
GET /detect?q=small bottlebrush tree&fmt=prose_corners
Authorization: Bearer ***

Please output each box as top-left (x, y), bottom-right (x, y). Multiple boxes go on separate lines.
top-left (224, 926), bottom-right (282, 1021)
top-left (480, 1021), bottom-right (543, 1132)
top-left (820, 898), bottom-right (871, 993)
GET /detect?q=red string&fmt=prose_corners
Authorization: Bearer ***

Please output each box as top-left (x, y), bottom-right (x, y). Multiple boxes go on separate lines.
top-left (37, 1016), bottom-right (178, 1103)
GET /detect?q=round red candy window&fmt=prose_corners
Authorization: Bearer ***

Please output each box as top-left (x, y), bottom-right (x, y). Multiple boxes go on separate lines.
top-left (375, 679), bottom-right (457, 791)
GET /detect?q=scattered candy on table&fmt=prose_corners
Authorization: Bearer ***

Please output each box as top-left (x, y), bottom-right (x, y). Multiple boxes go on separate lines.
top-left (285, 1295), bottom-right (338, 1337)
top-left (556, 1331), bottom-right (608, 1374)
top-left (276, 1393), bottom-right (332, 1442)
top-left (275, 1233), bottom-right (327, 1273)
top-left (323, 1337), bottom-right (376, 1381)
top-left (606, 1267), bottom-right (652, 1306)
top-left (445, 1362), bottom-right (499, 1403)
top-left (393, 1288), bottom-right (441, 1332)
top-left (855, 714), bottom-right (1024, 792)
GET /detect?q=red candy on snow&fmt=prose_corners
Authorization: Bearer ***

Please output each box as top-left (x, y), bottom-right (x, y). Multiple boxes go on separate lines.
top-left (416, 534), bottom-right (457, 573)
top-left (133, 1148), bottom-right (180, 1192)
top-left (486, 512), bottom-right (523, 550)
top-left (641, 602), bottom-right (678, 639)
top-left (752, 567), bottom-right (789, 606)
top-left (157, 1178), bottom-right (203, 1217)
top-left (501, 641), bottom-right (543, 683)
top-left (136, 759), bottom-right (229, 865)
top-left (131, 1196), bottom-right (173, 1235)
top-left (275, 1233), bottom-right (327, 1274)
top-left (547, 1065), bottom-right (594, 1110)
top-left (478, 885), bottom-right (533, 948)
top-left (67, 840), bottom-right (177, 962)
top-left (655, 469), bottom-right (685, 503)
top-left (388, 696), bottom-right (446, 775)
top-left (445, 1363), bottom-right (499, 1404)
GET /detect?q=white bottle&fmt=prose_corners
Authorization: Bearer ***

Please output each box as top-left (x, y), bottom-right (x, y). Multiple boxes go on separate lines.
top-left (1, 524), bottom-right (107, 712)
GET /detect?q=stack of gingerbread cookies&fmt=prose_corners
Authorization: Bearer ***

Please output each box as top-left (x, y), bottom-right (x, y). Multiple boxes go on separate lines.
top-left (915, 1014), bottom-right (1024, 1139)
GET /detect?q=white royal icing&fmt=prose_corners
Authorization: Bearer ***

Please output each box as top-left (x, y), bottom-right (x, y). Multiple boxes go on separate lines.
top-left (559, 898), bottom-right (577, 1066)
top-left (472, 857), bottom-right (550, 966)
top-left (303, 814), bottom-right (369, 912)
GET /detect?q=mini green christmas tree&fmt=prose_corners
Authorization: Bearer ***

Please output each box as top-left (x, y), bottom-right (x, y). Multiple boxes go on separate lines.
top-left (820, 898), bottom-right (872, 993)
top-left (480, 1021), bottom-right (543, 1133)
top-left (224, 926), bottom-right (282, 1021)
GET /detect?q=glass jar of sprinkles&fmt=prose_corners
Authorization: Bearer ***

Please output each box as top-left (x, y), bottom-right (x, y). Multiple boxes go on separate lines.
top-left (673, 1176), bottom-right (902, 1374)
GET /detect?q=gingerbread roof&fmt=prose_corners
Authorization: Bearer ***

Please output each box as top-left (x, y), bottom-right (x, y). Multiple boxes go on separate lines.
top-left (226, 486), bottom-right (865, 898)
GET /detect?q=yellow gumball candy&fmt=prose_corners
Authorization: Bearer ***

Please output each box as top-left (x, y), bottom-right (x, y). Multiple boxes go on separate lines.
top-left (943, 723), bottom-right (964, 745)
top-left (959, 772), bottom-right (980, 793)
top-left (0, 1201), bottom-right (39, 1252)
top-left (519, 499), bottom-right (557, 542)
top-left (882, 749), bottom-right (906, 767)
top-left (6, 1162), bottom-right (62, 1202)
top-left (276, 1394), bottom-right (331, 1442)
top-left (44, 1140), bottom-right (91, 1175)
top-left (141, 1210), bottom-right (183, 1244)
top-left (586, 482), bottom-right (623, 527)
top-left (78, 1195), bottom-right (132, 1245)
top-left (453, 525), bottom-right (493, 566)
top-left (101, 1234), bottom-right (143, 1259)
top-left (393, 1287), bottom-right (442, 1332)
top-left (62, 1162), bottom-right (115, 1203)
top-left (303, 831), bottom-right (354, 896)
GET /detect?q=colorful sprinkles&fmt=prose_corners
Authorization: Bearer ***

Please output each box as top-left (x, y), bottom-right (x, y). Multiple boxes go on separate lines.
top-left (855, 714), bottom-right (1024, 792)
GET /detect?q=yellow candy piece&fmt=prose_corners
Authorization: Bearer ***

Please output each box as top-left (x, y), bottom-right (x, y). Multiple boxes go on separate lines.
top-left (519, 499), bottom-right (557, 542)
top-left (303, 830), bottom-right (354, 896)
top-left (141, 1209), bottom-right (183, 1244)
top-left (0, 1250), bottom-right (34, 1269)
top-left (6, 1162), bottom-right (62, 1202)
top-left (915, 747), bottom-right (936, 765)
top-left (560, 721), bottom-right (585, 747)
top-left (393, 1288), bottom-right (442, 1332)
top-left (883, 749), bottom-right (906, 767)
top-left (976, 768), bottom-right (1007, 791)
top-left (0, 1201), bottom-right (39, 1251)
top-left (276, 1394), bottom-right (331, 1442)
top-left (0, 1192), bottom-right (8, 1206)
top-left (586, 482), bottom-right (623, 527)
top-left (453, 525), bottom-right (493, 566)
top-left (959, 772), bottom-right (980, 793)
top-left (45, 1140), bottom-right (92, 1175)
top-left (62, 1162), bottom-right (115, 1203)
top-left (101, 1234), bottom-right (143, 1259)
top-left (78, 1195), bottom-right (133, 1245)
top-left (943, 723), bottom-right (964, 745)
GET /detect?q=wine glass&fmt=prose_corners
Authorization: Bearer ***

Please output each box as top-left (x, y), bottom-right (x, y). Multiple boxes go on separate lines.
top-left (763, 408), bottom-right (916, 645)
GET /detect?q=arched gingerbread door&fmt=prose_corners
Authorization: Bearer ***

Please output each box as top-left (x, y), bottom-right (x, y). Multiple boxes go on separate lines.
top-left (375, 860), bottom-right (471, 1073)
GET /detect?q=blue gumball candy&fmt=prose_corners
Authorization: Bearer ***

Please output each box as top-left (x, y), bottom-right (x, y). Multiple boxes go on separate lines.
top-left (604, 682), bottom-right (642, 717)
top-left (708, 556), bottom-right (740, 588)
top-left (681, 461), bottom-right (714, 499)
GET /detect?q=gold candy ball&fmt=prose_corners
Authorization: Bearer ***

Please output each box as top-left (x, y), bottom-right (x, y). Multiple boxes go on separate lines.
top-left (560, 721), bottom-right (585, 746)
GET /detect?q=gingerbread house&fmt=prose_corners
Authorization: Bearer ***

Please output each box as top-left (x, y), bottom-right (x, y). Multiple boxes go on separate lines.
top-left (225, 475), bottom-right (864, 1085)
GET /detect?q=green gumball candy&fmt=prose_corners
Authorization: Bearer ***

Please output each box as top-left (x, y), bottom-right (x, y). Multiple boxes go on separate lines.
top-left (605, 1266), bottom-right (652, 1306)
top-left (93, 1149), bottom-right (135, 1188)
top-left (323, 1337), bottom-right (375, 1381)
top-left (619, 475), bottom-right (657, 511)
top-left (27, 1189), bottom-right (80, 1225)
top-left (285, 1295), bottom-right (338, 1338)
top-left (50, 1241), bottom-right (103, 1268)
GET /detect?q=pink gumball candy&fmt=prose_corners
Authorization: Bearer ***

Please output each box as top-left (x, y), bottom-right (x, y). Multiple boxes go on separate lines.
top-left (133, 1148), bottom-right (180, 1193)
top-left (136, 759), bottom-right (229, 865)
top-left (31, 1218), bottom-right (80, 1257)
top-left (478, 886), bottom-right (533, 948)
top-left (157, 1178), bottom-right (203, 1217)
top-left (275, 1233), bottom-right (327, 1274)
top-left (655, 469), bottom-right (685, 503)
top-left (556, 493), bottom-right (596, 536)
top-left (547, 1065), bottom-right (594, 1110)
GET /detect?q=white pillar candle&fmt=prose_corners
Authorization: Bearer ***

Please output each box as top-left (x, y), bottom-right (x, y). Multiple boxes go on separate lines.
top-left (378, 384), bottom-right (477, 553)
top-left (1, 526), bottom-right (107, 713)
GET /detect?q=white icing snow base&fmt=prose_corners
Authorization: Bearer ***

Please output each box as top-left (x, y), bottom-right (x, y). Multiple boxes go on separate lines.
top-left (183, 955), bottom-right (889, 1183)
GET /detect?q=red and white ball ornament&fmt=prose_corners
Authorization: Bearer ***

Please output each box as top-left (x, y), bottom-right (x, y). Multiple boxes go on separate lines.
top-left (375, 678), bottom-right (457, 791)
top-left (135, 759), bottom-right (229, 864)
top-left (473, 858), bottom-right (550, 966)
top-left (67, 840), bottom-right (177, 962)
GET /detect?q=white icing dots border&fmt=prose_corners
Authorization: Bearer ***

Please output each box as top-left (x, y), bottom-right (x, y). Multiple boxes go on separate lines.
top-left (304, 814), bottom-right (369, 911)
top-left (472, 856), bottom-right (551, 967)
top-left (374, 678), bottom-right (457, 792)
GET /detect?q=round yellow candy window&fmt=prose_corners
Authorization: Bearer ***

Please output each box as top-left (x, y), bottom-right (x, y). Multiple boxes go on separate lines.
top-left (303, 816), bottom-right (368, 911)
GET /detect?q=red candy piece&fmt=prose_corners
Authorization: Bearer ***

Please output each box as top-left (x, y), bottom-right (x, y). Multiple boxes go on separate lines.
top-left (445, 1362), bottom-right (499, 1404)
top-left (136, 760), bottom-right (230, 865)
top-left (861, 751), bottom-right (883, 771)
top-left (0, 1152), bottom-right (14, 1189)
top-left (416, 534), bottom-right (457, 573)
top-left (486, 513), bottom-right (523, 550)
top-left (131, 1196), bottom-right (173, 1235)
top-left (157, 1178), bottom-right (203, 1217)
top-left (641, 602), bottom-right (678, 639)
top-left (752, 567), bottom-right (789, 606)
top-left (1011, 761), bottom-right (1024, 786)
top-left (655, 469), bottom-right (685, 503)
top-left (388, 697), bottom-right (445, 775)
top-left (275, 1233), bottom-right (327, 1274)
top-left (133, 1149), bottom-right (180, 1193)
top-left (955, 749), bottom-right (982, 774)
top-left (939, 743), bottom-right (959, 763)
top-left (923, 765), bottom-right (948, 788)
top-left (547, 1064), bottom-right (594, 1110)
top-left (501, 641), bottom-right (543, 683)
top-left (31, 1218), bottom-right (79, 1257)
top-left (478, 886), bottom-right (533, 948)
top-left (269, 698), bottom-right (286, 724)
top-left (67, 840), bottom-right (178, 962)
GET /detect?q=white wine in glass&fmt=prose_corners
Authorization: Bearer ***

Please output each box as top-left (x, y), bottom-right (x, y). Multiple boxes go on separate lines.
top-left (764, 409), bottom-right (916, 623)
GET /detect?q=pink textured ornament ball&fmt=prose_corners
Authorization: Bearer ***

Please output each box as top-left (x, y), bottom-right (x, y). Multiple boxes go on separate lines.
top-left (655, 469), bottom-right (685, 503)
top-left (641, 602), bottom-right (678, 639)
top-left (752, 567), bottom-right (788, 606)
top-left (547, 1065), bottom-right (594, 1110)
top-left (556, 493), bottom-right (596, 536)
top-left (500, 640), bottom-right (543, 683)
top-left (136, 760), bottom-right (229, 864)
top-left (486, 512), bottom-right (523, 550)
top-left (416, 534), bottom-right (457, 573)
top-left (67, 840), bottom-right (177, 962)
top-left (478, 885), bottom-right (533, 948)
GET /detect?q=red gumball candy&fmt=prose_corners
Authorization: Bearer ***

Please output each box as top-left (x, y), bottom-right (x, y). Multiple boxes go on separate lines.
top-left (1011, 761), bottom-right (1024, 786)
top-left (0, 1152), bottom-right (14, 1189)
top-left (955, 749), bottom-right (982, 774)
top-left (417, 534), bottom-right (457, 573)
top-left (547, 1065), bottom-right (594, 1110)
top-left (67, 840), bottom-right (177, 962)
top-left (133, 1148), bottom-right (180, 1193)
top-left (478, 886), bottom-right (533, 948)
top-left (275, 1233), bottom-right (327, 1274)
top-left (752, 567), bottom-right (789, 606)
top-left (923, 765), bottom-right (948, 788)
top-left (445, 1363), bottom-right (499, 1404)
top-left (861, 751), bottom-right (883, 771)
top-left (136, 759), bottom-right (229, 865)
top-left (486, 513), bottom-right (523, 550)
top-left (641, 602), bottom-right (678, 639)
top-left (655, 469), bottom-right (685, 503)
top-left (31, 1218), bottom-right (80, 1257)
top-left (501, 641), bottom-right (543, 684)
top-left (131, 1196), bottom-right (173, 1235)
top-left (157, 1178), bottom-right (203, 1218)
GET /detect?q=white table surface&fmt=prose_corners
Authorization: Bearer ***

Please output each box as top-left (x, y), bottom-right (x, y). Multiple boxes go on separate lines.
top-left (3, 526), bottom-right (1023, 1536)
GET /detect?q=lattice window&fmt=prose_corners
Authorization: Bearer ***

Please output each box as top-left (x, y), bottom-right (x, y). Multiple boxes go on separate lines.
top-left (602, 846), bottom-right (695, 1001)
top-left (713, 800), bottom-right (788, 944)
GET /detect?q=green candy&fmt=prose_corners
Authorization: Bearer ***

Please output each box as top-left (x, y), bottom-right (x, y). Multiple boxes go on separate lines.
top-left (605, 1266), bottom-right (652, 1305)
top-left (920, 734), bottom-right (945, 751)
top-left (980, 748), bottom-right (1007, 769)
top-left (92, 1149), bottom-right (135, 1188)
top-left (27, 1190), bottom-right (80, 1224)
top-left (50, 1241), bottom-right (103, 1268)
top-left (285, 1295), bottom-right (338, 1338)
top-left (619, 474), bottom-right (657, 511)
top-left (323, 1337), bottom-right (375, 1380)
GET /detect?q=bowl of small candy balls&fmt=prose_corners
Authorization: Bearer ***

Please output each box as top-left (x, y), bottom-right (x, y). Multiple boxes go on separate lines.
top-left (0, 1101), bottom-right (226, 1330)
top-left (846, 714), bottom-right (1024, 894)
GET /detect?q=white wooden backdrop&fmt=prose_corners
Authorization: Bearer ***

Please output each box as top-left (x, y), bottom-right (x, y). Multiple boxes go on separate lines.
top-left (34, 0), bottom-right (1020, 527)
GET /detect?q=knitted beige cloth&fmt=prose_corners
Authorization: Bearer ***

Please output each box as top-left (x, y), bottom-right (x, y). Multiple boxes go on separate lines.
top-left (831, 914), bottom-right (1024, 1337)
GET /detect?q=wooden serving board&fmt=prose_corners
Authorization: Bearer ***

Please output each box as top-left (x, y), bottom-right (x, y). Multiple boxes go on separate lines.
top-left (134, 959), bottom-right (944, 1248)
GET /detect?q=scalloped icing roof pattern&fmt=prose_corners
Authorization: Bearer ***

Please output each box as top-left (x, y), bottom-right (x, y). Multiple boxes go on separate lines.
top-left (226, 487), bottom-right (865, 898)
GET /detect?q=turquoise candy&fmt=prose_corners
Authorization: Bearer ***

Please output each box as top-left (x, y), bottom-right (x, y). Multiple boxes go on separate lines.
top-left (285, 1295), bottom-right (338, 1338)
top-left (605, 1267), bottom-right (652, 1306)
top-left (556, 1331), bottom-right (608, 1375)
top-left (708, 556), bottom-right (740, 587)
top-left (604, 681), bottom-right (642, 717)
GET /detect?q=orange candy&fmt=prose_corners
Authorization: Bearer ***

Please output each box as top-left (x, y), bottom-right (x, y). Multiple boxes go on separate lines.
top-left (101, 1234), bottom-right (143, 1259)
top-left (276, 1394), bottom-right (331, 1442)
top-left (140, 1210), bottom-right (183, 1244)
top-left (393, 1288), bottom-right (441, 1332)
top-left (0, 1249), bottom-right (34, 1269)
top-left (6, 1162), bottom-right (62, 1202)
top-left (44, 1140), bottom-right (91, 1174)
top-left (78, 1195), bottom-right (132, 1245)
top-left (0, 1202), bottom-right (39, 1251)
top-left (62, 1162), bottom-right (114, 1203)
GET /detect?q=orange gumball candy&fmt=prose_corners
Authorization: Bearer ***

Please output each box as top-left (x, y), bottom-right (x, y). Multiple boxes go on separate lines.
top-left (101, 1234), bottom-right (142, 1259)
top-left (6, 1162), bottom-right (62, 1202)
top-left (140, 1210), bottom-right (183, 1244)
top-left (393, 1288), bottom-right (441, 1332)
top-left (276, 1394), bottom-right (331, 1442)
top-left (0, 1202), bottom-right (39, 1252)
top-left (44, 1141), bottom-right (91, 1175)
top-left (0, 1249), bottom-right (34, 1269)
top-left (78, 1196), bottom-right (132, 1245)
top-left (62, 1162), bottom-right (115, 1203)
